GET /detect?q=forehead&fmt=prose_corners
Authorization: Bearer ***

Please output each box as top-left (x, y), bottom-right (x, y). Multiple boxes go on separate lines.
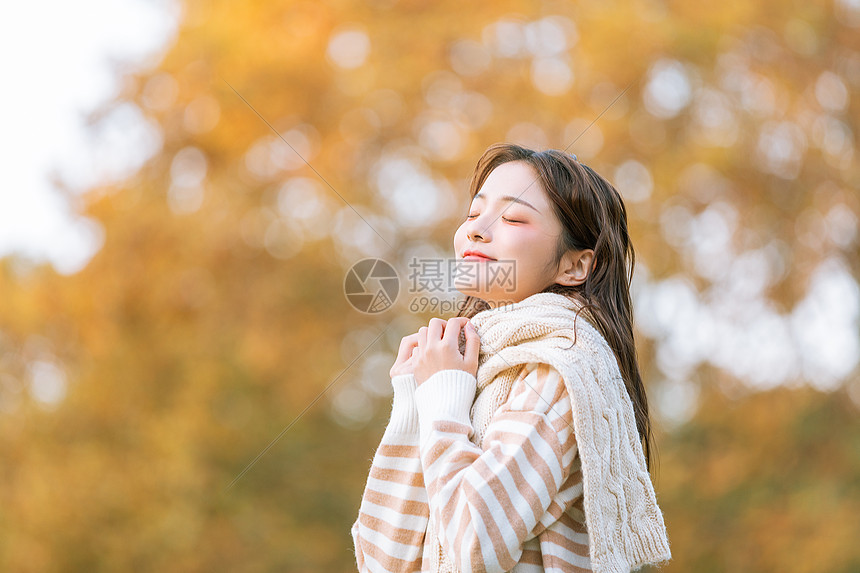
top-left (474, 161), bottom-right (548, 207)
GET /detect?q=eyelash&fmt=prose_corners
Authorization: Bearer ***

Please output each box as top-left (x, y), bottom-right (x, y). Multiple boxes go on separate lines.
top-left (466, 214), bottom-right (523, 224)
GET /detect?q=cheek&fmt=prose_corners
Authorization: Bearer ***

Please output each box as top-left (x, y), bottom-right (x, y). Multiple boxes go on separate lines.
top-left (506, 227), bottom-right (542, 252)
top-left (516, 235), bottom-right (557, 275)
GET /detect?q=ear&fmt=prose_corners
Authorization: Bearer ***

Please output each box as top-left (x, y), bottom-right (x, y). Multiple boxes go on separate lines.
top-left (554, 249), bottom-right (595, 287)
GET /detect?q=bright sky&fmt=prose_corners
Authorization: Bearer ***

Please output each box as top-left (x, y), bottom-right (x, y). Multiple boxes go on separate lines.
top-left (0, 0), bottom-right (177, 274)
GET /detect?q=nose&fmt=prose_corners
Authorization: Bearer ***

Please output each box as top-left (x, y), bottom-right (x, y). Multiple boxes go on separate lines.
top-left (464, 213), bottom-right (491, 242)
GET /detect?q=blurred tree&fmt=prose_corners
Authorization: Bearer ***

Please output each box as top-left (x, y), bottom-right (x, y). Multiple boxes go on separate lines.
top-left (657, 380), bottom-right (860, 573)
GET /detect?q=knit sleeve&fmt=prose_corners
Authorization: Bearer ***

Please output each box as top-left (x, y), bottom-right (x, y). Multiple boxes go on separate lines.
top-left (351, 374), bottom-right (429, 572)
top-left (414, 363), bottom-right (578, 573)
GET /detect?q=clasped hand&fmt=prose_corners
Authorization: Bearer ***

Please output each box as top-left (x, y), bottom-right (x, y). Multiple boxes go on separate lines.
top-left (389, 317), bottom-right (480, 386)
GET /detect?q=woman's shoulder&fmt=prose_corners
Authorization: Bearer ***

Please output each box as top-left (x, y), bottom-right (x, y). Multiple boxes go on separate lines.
top-left (505, 362), bottom-right (571, 414)
top-left (497, 362), bottom-right (577, 450)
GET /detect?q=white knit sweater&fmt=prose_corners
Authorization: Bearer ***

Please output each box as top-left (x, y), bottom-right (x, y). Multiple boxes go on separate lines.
top-left (424, 292), bottom-right (671, 573)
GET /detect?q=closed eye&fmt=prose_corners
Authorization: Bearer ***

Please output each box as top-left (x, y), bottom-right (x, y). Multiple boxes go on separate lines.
top-left (502, 217), bottom-right (523, 223)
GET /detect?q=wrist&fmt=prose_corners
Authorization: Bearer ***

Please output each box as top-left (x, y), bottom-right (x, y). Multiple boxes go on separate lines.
top-left (414, 370), bottom-right (477, 439)
top-left (416, 366), bottom-right (477, 388)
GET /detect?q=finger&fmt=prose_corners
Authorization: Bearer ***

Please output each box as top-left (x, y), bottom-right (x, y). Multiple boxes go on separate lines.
top-left (427, 317), bottom-right (445, 342)
top-left (463, 321), bottom-right (481, 365)
top-left (396, 333), bottom-right (419, 362)
top-left (442, 317), bottom-right (467, 345)
top-left (417, 326), bottom-right (428, 348)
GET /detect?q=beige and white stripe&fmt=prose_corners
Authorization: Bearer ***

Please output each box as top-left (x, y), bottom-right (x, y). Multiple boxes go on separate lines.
top-left (352, 363), bottom-right (591, 572)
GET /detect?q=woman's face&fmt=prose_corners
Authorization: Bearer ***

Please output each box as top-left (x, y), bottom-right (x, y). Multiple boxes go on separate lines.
top-left (453, 161), bottom-right (566, 307)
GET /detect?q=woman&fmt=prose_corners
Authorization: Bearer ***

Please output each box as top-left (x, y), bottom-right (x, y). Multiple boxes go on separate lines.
top-left (352, 143), bottom-right (671, 572)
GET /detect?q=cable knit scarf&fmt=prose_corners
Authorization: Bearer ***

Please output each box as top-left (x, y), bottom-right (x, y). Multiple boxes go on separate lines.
top-left (426, 292), bottom-right (671, 573)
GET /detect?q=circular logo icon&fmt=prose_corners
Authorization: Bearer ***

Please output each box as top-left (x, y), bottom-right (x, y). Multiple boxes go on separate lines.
top-left (344, 258), bottom-right (400, 314)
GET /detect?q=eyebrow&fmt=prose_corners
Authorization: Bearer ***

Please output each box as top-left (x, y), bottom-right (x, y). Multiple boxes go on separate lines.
top-left (472, 192), bottom-right (539, 213)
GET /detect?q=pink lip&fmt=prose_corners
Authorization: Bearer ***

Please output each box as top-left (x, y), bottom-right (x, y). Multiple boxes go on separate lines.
top-left (463, 250), bottom-right (496, 261)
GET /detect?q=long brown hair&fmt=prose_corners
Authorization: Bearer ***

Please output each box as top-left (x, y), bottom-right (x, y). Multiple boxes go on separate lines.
top-left (456, 143), bottom-right (654, 470)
